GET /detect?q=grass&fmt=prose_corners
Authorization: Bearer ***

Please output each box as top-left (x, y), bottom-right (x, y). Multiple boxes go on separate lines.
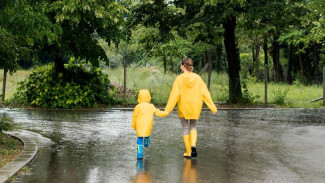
top-left (0, 69), bottom-right (30, 100)
top-left (241, 81), bottom-right (323, 107)
top-left (0, 133), bottom-right (24, 168)
top-left (1, 67), bottom-right (324, 108)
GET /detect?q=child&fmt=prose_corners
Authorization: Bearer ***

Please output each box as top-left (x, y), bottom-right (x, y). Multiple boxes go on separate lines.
top-left (132, 89), bottom-right (168, 159)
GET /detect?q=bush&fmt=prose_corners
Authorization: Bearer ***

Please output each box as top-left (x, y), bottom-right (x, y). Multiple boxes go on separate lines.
top-left (241, 82), bottom-right (260, 104)
top-left (0, 117), bottom-right (13, 132)
top-left (14, 63), bottom-right (117, 108)
top-left (272, 89), bottom-right (288, 105)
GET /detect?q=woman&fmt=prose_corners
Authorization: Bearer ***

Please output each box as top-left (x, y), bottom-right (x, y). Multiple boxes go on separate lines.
top-left (165, 58), bottom-right (217, 158)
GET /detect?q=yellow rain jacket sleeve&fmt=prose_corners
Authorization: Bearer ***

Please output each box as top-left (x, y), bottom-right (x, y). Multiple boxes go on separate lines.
top-left (132, 90), bottom-right (168, 137)
top-left (165, 72), bottom-right (217, 119)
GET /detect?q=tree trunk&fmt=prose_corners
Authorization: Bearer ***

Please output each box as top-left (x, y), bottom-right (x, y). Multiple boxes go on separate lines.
top-left (54, 56), bottom-right (65, 76)
top-left (204, 50), bottom-right (209, 64)
top-left (223, 16), bottom-right (242, 103)
top-left (313, 43), bottom-right (320, 84)
top-left (163, 56), bottom-right (167, 74)
top-left (298, 44), bottom-right (305, 84)
top-left (205, 50), bottom-right (212, 90)
top-left (272, 36), bottom-right (281, 83)
top-left (250, 46), bottom-right (254, 75)
top-left (123, 63), bottom-right (127, 100)
top-left (302, 46), bottom-right (312, 84)
top-left (170, 58), bottom-right (173, 72)
top-left (208, 62), bottom-right (212, 91)
top-left (2, 68), bottom-right (7, 101)
top-left (216, 44), bottom-right (222, 72)
top-left (201, 54), bottom-right (205, 70)
top-left (254, 43), bottom-right (260, 80)
top-left (223, 52), bottom-right (228, 74)
top-left (287, 44), bottom-right (294, 84)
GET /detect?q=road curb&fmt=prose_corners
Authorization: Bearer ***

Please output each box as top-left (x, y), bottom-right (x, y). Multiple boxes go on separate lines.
top-left (0, 131), bottom-right (38, 183)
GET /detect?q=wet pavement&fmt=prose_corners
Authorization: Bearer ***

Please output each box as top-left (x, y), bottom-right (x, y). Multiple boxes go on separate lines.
top-left (0, 108), bottom-right (325, 183)
top-left (0, 131), bottom-right (38, 183)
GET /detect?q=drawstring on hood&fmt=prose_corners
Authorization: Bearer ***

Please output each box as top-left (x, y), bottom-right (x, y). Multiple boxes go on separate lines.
top-left (138, 90), bottom-right (151, 103)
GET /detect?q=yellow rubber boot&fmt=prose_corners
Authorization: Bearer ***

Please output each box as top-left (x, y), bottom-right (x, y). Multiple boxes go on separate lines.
top-left (183, 135), bottom-right (191, 158)
top-left (190, 130), bottom-right (197, 157)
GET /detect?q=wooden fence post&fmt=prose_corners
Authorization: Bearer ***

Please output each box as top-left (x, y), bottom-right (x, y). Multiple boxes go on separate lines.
top-left (123, 63), bottom-right (127, 101)
top-left (323, 67), bottom-right (325, 106)
top-left (207, 62), bottom-right (212, 91)
top-left (265, 64), bottom-right (268, 104)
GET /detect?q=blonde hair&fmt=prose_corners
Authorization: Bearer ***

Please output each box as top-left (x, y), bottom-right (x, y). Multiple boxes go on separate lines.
top-left (181, 58), bottom-right (194, 72)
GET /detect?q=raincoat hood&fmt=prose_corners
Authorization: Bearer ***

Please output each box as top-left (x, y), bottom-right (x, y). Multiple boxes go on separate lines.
top-left (180, 73), bottom-right (197, 88)
top-left (138, 90), bottom-right (151, 103)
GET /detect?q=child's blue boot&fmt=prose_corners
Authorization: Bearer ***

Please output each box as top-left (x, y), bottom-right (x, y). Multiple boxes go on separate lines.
top-left (144, 136), bottom-right (151, 148)
top-left (137, 137), bottom-right (144, 159)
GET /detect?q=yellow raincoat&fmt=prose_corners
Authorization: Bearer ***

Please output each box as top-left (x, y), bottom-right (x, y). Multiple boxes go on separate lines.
top-left (132, 90), bottom-right (167, 137)
top-left (165, 72), bottom-right (217, 119)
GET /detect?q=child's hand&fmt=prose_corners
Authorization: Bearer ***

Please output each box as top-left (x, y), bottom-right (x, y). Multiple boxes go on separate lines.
top-left (163, 110), bottom-right (169, 117)
top-left (154, 109), bottom-right (169, 117)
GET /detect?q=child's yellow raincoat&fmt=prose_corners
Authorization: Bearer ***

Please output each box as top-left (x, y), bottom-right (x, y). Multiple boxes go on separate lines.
top-left (165, 72), bottom-right (217, 119)
top-left (132, 90), bottom-right (167, 137)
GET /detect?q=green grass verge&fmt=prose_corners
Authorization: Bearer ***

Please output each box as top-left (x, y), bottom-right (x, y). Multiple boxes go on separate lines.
top-left (0, 133), bottom-right (23, 167)
top-left (1, 67), bottom-right (324, 108)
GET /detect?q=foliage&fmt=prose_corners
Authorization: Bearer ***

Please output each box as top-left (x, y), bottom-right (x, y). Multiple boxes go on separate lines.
top-left (2, 67), bottom-right (324, 108)
top-left (272, 89), bottom-right (288, 105)
top-left (0, 117), bottom-right (13, 133)
top-left (0, 0), bottom-right (56, 73)
top-left (0, 28), bottom-right (20, 73)
top-left (49, 0), bottom-right (130, 69)
top-left (241, 82), bottom-right (260, 104)
top-left (14, 63), bottom-right (116, 108)
top-left (0, 133), bottom-right (18, 149)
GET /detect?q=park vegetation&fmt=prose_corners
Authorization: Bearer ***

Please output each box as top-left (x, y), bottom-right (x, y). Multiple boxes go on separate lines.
top-left (1, 0), bottom-right (325, 108)
top-left (0, 116), bottom-right (22, 168)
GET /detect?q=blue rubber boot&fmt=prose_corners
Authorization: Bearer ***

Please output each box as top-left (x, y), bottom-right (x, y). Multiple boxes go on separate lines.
top-left (137, 137), bottom-right (144, 159)
top-left (144, 136), bottom-right (151, 148)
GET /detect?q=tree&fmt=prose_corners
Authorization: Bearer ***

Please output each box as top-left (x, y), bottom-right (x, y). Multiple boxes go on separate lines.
top-left (242, 0), bottom-right (309, 83)
top-left (130, 1), bottom-right (186, 74)
top-left (0, 0), bottom-right (56, 99)
top-left (45, 0), bottom-right (129, 75)
top-left (183, 0), bottom-right (244, 103)
top-left (132, 0), bottom-right (244, 103)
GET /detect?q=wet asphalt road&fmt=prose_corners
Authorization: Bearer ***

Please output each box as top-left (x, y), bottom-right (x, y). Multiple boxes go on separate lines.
top-left (1, 108), bottom-right (325, 183)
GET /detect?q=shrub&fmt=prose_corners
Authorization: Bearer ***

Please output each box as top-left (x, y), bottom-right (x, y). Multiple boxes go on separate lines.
top-left (14, 63), bottom-right (117, 108)
top-left (272, 89), bottom-right (288, 105)
top-left (241, 82), bottom-right (260, 104)
top-left (0, 117), bottom-right (13, 132)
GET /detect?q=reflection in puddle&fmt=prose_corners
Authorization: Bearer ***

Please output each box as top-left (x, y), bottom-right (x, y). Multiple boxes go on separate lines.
top-left (133, 159), bottom-right (152, 183)
top-left (86, 167), bottom-right (99, 183)
top-left (182, 159), bottom-right (197, 183)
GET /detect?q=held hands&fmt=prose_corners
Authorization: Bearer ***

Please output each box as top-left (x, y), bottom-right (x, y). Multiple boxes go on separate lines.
top-left (161, 110), bottom-right (169, 117)
top-left (155, 109), bottom-right (169, 117)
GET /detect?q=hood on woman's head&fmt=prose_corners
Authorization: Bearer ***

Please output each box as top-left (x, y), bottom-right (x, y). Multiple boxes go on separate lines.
top-left (138, 89), bottom-right (151, 103)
